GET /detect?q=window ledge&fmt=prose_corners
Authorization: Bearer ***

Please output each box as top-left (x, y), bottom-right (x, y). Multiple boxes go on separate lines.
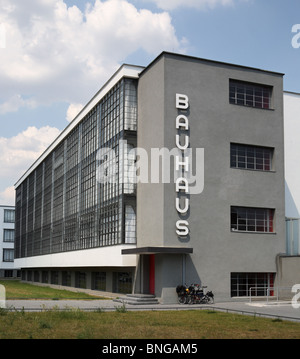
top-left (231, 230), bottom-right (276, 235)
top-left (230, 167), bottom-right (276, 173)
top-left (229, 102), bottom-right (275, 111)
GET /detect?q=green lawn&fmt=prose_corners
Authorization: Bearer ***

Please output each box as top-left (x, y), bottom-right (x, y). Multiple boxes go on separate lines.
top-left (0, 280), bottom-right (106, 300)
top-left (1, 280), bottom-right (300, 339)
top-left (0, 308), bottom-right (300, 339)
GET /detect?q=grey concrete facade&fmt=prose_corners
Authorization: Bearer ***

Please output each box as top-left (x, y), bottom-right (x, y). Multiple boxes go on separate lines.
top-left (136, 53), bottom-right (286, 302)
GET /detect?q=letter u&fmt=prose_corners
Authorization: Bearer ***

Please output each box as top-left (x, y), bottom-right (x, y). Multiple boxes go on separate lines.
top-left (176, 134), bottom-right (189, 150)
top-left (176, 197), bottom-right (189, 214)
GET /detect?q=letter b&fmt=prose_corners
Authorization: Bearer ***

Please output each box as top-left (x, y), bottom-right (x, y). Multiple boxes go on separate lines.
top-left (176, 94), bottom-right (189, 110)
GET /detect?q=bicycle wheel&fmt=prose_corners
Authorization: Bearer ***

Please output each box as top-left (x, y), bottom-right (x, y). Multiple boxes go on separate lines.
top-left (207, 296), bottom-right (214, 304)
top-left (178, 295), bottom-right (185, 304)
top-left (200, 295), bottom-right (209, 304)
top-left (186, 295), bottom-right (192, 304)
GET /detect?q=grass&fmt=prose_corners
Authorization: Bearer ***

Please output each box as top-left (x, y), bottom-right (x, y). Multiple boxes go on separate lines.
top-left (0, 280), bottom-right (106, 300)
top-left (0, 307), bottom-right (300, 339)
top-left (1, 280), bottom-right (300, 339)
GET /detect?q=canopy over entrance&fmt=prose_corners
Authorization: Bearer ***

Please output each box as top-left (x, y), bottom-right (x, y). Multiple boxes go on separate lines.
top-left (122, 247), bottom-right (193, 255)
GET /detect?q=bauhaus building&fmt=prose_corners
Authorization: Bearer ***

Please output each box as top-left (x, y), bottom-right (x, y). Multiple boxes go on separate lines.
top-left (14, 52), bottom-right (287, 303)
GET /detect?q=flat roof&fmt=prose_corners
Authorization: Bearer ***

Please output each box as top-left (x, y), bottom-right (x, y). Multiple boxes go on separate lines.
top-left (284, 90), bottom-right (300, 96)
top-left (139, 51), bottom-right (285, 78)
top-left (14, 64), bottom-right (145, 188)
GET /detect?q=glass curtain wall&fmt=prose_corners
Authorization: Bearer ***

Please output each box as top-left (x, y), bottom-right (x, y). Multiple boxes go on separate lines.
top-left (15, 78), bottom-right (137, 259)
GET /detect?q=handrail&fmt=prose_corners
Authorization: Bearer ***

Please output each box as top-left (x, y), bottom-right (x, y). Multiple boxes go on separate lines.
top-left (249, 286), bottom-right (294, 303)
top-left (249, 286), bottom-right (272, 303)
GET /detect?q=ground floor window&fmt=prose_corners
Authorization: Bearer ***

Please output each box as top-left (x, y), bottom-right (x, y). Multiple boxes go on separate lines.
top-left (51, 271), bottom-right (59, 285)
top-left (231, 272), bottom-right (275, 297)
top-left (92, 272), bottom-right (106, 291)
top-left (75, 271), bottom-right (86, 289)
top-left (113, 272), bottom-right (132, 294)
top-left (4, 270), bottom-right (13, 278)
top-left (34, 270), bottom-right (40, 282)
top-left (62, 271), bottom-right (72, 286)
top-left (42, 271), bottom-right (48, 283)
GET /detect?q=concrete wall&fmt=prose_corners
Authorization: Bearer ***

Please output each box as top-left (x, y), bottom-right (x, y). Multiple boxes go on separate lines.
top-left (137, 56), bottom-right (166, 248)
top-left (278, 255), bottom-right (300, 289)
top-left (137, 53), bottom-right (286, 302)
top-left (14, 244), bottom-right (137, 269)
top-left (284, 92), bottom-right (300, 218)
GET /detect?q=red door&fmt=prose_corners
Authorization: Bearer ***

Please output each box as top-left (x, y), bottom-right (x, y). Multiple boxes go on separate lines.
top-left (149, 254), bottom-right (155, 295)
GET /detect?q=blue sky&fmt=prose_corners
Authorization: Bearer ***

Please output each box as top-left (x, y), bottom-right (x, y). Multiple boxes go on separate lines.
top-left (0, 0), bottom-right (299, 204)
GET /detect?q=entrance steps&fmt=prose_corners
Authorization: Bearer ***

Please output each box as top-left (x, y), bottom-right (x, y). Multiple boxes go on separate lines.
top-left (114, 294), bottom-right (159, 305)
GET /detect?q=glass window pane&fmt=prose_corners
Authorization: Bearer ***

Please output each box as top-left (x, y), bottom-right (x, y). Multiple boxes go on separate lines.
top-left (229, 81), bottom-right (272, 110)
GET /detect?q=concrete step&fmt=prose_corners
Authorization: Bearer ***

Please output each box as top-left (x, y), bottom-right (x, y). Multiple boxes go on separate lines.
top-left (113, 294), bottom-right (159, 305)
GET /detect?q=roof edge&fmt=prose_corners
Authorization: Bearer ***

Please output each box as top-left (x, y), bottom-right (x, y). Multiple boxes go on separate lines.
top-left (140, 51), bottom-right (285, 78)
top-left (14, 64), bottom-right (144, 189)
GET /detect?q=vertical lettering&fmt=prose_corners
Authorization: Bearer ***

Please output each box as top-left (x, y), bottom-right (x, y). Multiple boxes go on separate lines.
top-left (175, 197), bottom-right (189, 214)
top-left (176, 220), bottom-right (189, 236)
top-left (175, 155), bottom-right (189, 172)
top-left (176, 115), bottom-right (189, 130)
top-left (175, 134), bottom-right (189, 150)
top-left (176, 94), bottom-right (189, 110)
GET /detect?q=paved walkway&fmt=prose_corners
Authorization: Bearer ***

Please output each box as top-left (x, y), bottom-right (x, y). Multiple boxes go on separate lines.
top-left (4, 299), bottom-right (300, 322)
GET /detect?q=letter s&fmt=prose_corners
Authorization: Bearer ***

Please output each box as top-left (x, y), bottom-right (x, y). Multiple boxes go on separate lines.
top-left (292, 24), bottom-right (300, 49)
top-left (176, 220), bottom-right (189, 237)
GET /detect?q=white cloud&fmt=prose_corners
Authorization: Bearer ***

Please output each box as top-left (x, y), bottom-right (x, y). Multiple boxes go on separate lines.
top-left (144, 0), bottom-right (237, 10)
top-left (66, 103), bottom-right (84, 122)
top-left (0, 186), bottom-right (15, 206)
top-left (0, 94), bottom-right (37, 114)
top-left (0, 126), bottom-right (61, 184)
top-left (0, 0), bottom-right (185, 199)
top-left (0, 0), bottom-right (185, 110)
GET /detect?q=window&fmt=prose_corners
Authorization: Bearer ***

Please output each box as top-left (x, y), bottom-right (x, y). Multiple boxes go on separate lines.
top-left (62, 271), bottom-right (72, 286)
top-left (230, 144), bottom-right (273, 171)
top-left (125, 205), bottom-right (136, 244)
top-left (42, 271), bottom-right (48, 283)
top-left (3, 249), bottom-right (14, 262)
top-left (113, 272), bottom-right (132, 294)
top-left (3, 229), bottom-right (15, 242)
top-left (51, 271), bottom-right (59, 285)
top-left (92, 272), bottom-right (106, 291)
top-left (4, 270), bottom-right (13, 278)
top-left (229, 80), bottom-right (272, 109)
top-left (4, 209), bottom-right (15, 223)
top-left (231, 273), bottom-right (275, 297)
top-left (34, 271), bottom-right (40, 282)
top-left (75, 271), bottom-right (86, 289)
top-left (231, 207), bottom-right (274, 233)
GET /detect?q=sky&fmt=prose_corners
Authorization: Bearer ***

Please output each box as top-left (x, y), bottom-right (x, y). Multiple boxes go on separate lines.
top-left (0, 0), bottom-right (299, 205)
